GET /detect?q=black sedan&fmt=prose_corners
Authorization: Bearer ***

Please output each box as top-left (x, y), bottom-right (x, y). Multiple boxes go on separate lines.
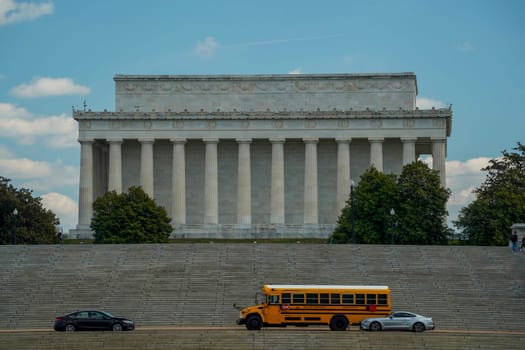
top-left (54, 310), bottom-right (135, 332)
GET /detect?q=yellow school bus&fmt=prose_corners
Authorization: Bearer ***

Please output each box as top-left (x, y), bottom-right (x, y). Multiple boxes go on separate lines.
top-left (236, 284), bottom-right (391, 331)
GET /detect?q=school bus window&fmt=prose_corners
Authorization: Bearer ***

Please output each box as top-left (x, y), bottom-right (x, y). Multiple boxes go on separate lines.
top-left (320, 293), bottom-right (329, 304)
top-left (306, 293), bottom-right (318, 304)
top-left (378, 294), bottom-right (388, 305)
top-left (367, 294), bottom-right (377, 305)
top-left (293, 293), bottom-right (304, 304)
top-left (356, 294), bottom-right (365, 305)
top-left (268, 295), bottom-right (280, 304)
top-left (342, 294), bottom-right (354, 304)
top-left (282, 293), bottom-right (291, 304)
top-left (330, 294), bottom-right (340, 304)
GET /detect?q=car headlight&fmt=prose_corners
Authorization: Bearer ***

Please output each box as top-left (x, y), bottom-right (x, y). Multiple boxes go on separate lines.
top-left (123, 320), bottom-right (133, 324)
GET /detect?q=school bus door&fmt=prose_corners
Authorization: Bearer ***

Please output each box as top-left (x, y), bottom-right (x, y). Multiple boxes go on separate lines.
top-left (263, 294), bottom-right (282, 325)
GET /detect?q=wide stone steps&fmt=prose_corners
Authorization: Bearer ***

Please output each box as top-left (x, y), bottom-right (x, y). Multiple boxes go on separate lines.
top-left (0, 244), bottom-right (524, 334)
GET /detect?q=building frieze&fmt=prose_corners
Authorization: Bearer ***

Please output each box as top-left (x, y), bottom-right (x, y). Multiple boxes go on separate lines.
top-left (73, 107), bottom-right (451, 121)
top-left (114, 73), bottom-right (416, 95)
top-left (115, 78), bottom-right (412, 95)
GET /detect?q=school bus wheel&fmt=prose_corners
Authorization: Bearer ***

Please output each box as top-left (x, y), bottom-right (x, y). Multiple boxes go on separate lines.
top-left (246, 315), bottom-right (263, 330)
top-left (330, 315), bottom-right (349, 331)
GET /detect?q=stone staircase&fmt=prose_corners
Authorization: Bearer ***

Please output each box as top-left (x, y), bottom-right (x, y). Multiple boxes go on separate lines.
top-left (0, 243), bottom-right (524, 334)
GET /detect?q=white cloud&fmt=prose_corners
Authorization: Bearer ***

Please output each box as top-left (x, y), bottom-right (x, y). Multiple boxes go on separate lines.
top-left (41, 192), bottom-right (78, 233)
top-left (0, 101), bottom-right (32, 119)
top-left (1, 151), bottom-right (76, 188)
top-left (0, 0), bottom-right (53, 26)
top-left (445, 157), bottom-right (491, 229)
top-left (418, 156), bottom-right (489, 228)
top-left (0, 150), bottom-right (78, 193)
top-left (194, 36), bottom-right (218, 59)
top-left (0, 156), bottom-right (52, 178)
top-left (446, 157), bottom-right (490, 206)
top-left (421, 156), bottom-right (489, 206)
top-left (11, 77), bottom-right (91, 98)
top-left (288, 68), bottom-right (302, 74)
top-left (0, 146), bottom-right (78, 232)
top-left (416, 97), bottom-right (446, 109)
top-left (446, 157), bottom-right (491, 177)
top-left (20, 163), bottom-right (78, 192)
top-left (0, 102), bottom-right (78, 148)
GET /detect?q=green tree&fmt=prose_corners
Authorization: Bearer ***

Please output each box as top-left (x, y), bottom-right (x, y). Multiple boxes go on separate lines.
top-left (91, 186), bottom-right (172, 243)
top-left (454, 142), bottom-right (525, 245)
top-left (0, 176), bottom-right (57, 244)
top-left (333, 167), bottom-right (399, 243)
top-left (396, 161), bottom-right (450, 244)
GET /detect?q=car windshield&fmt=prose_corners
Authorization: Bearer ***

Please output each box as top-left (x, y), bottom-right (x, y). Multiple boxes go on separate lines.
top-left (101, 311), bottom-right (114, 317)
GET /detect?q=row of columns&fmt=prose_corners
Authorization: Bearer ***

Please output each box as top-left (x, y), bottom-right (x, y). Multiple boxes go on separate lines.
top-left (77, 137), bottom-right (446, 229)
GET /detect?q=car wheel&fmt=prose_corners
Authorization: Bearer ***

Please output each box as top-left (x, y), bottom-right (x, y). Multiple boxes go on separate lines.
top-left (330, 316), bottom-right (348, 331)
top-left (369, 321), bottom-right (382, 332)
top-left (413, 322), bottom-right (425, 332)
top-left (112, 323), bottom-right (123, 332)
top-left (65, 324), bottom-right (76, 332)
top-left (246, 315), bottom-right (262, 330)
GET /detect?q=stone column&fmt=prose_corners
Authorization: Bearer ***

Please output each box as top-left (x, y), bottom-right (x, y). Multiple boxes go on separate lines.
top-left (432, 137), bottom-right (447, 188)
top-left (336, 138), bottom-right (351, 213)
top-left (171, 138), bottom-right (186, 225)
top-left (270, 138), bottom-right (285, 224)
top-left (402, 137), bottom-right (417, 165)
top-left (237, 139), bottom-right (252, 225)
top-left (204, 138), bottom-right (219, 224)
top-left (77, 139), bottom-right (93, 229)
top-left (108, 138), bottom-right (123, 193)
top-left (139, 138), bottom-right (155, 197)
top-left (304, 138), bottom-right (318, 224)
top-left (369, 137), bottom-right (384, 172)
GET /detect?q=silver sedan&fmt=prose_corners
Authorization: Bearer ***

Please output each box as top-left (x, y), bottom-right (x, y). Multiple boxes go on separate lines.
top-left (360, 311), bottom-right (435, 332)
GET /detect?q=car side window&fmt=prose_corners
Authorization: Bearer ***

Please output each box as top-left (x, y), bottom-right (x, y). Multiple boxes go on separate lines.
top-left (77, 311), bottom-right (89, 319)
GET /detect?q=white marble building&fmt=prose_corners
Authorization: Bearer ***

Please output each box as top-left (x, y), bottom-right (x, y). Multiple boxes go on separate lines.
top-left (72, 73), bottom-right (452, 239)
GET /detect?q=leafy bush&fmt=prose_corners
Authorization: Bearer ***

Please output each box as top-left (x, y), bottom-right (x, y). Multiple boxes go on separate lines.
top-left (91, 186), bottom-right (172, 243)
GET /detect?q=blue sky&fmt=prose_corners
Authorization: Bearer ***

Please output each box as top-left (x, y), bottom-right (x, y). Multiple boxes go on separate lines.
top-left (1, 0), bottom-right (524, 233)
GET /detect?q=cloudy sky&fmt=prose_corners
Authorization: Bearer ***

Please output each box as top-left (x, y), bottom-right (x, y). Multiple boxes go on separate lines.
top-left (0, 0), bottom-right (524, 233)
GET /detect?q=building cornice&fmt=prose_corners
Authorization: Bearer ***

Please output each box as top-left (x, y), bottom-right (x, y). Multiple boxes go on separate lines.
top-left (74, 107), bottom-right (451, 120)
top-left (74, 108), bottom-right (452, 137)
top-left (114, 72), bottom-right (416, 81)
